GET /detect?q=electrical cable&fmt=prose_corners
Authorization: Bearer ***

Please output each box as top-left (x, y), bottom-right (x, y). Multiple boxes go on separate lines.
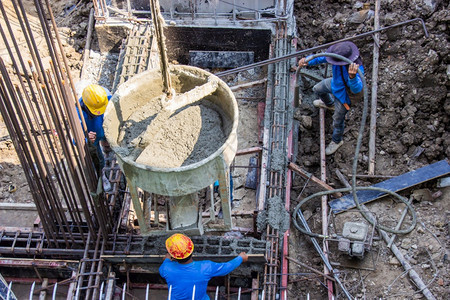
top-left (292, 52), bottom-right (417, 238)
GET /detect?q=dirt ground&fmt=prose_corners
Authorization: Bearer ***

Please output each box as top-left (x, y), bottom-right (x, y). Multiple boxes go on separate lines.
top-left (290, 0), bottom-right (449, 299)
top-left (0, 0), bottom-right (448, 299)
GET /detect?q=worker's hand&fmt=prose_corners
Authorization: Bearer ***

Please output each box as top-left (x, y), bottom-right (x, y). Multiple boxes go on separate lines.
top-left (88, 131), bottom-right (96, 143)
top-left (164, 253), bottom-right (172, 260)
top-left (348, 63), bottom-right (359, 79)
top-left (239, 252), bottom-right (248, 263)
top-left (298, 58), bottom-right (308, 68)
top-left (102, 140), bottom-right (111, 153)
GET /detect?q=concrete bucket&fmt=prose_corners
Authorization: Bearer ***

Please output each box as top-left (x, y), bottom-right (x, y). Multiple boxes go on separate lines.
top-left (103, 65), bottom-right (238, 235)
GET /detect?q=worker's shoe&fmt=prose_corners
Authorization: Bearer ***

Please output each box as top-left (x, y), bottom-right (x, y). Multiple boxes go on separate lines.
top-left (325, 141), bottom-right (344, 155)
top-left (313, 99), bottom-right (335, 111)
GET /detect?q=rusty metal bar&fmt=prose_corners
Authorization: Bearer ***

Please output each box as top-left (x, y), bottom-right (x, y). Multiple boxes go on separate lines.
top-left (92, 237), bottom-right (107, 299)
top-left (319, 107), bottom-right (333, 299)
top-left (216, 18), bottom-right (428, 77)
top-left (0, 67), bottom-right (59, 246)
top-left (150, 0), bottom-right (172, 96)
top-left (85, 233), bottom-right (102, 299)
top-left (6, 0), bottom-right (102, 243)
top-left (75, 233), bottom-right (91, 300)
top-left (39, 0), bottom-right (97, 186)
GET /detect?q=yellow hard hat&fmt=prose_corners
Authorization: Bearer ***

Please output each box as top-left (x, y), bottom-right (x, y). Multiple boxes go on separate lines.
top-left (165, 233), bottom-right (194, 259)
top-left (82, 84), bottom-right (108, 116)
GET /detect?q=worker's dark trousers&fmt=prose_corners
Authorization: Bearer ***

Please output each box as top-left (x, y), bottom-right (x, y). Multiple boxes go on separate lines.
top-left (313, 78), bottom-right (348, 143)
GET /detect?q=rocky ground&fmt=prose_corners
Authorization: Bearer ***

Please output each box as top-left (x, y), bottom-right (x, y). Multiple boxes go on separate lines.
top-left (291, 0), bottom-right (449, 299)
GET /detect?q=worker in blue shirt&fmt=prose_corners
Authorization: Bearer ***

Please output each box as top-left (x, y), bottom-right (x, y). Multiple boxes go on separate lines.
top-left (159, 233), bottom-right (248, 300)
top-left (298, 41), bottom-right (364, 155)
top-left (77, 84), bottom-right (111, 175)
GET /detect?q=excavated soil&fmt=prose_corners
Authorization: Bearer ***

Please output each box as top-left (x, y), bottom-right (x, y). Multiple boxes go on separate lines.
top-left (291, 1), bottom-right (449, 299)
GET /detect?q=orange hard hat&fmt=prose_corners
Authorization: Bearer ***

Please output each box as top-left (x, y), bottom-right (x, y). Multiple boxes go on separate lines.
top-left (165, 233), bottom-right (194, 259)
top-left (82, 84), bottom-right (108, 116)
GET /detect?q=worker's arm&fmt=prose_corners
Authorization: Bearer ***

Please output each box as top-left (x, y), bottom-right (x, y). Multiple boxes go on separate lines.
top-left (158, 255), bottom-right (172, 278)
top-left (209, 252), bottom-right (247, 277)
top-left (347, 64), bottom-right (364, 94)
top-left (299, 56), bottom-right (327, 67)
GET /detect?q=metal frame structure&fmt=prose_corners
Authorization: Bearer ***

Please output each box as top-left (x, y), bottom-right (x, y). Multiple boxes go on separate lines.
top-left (92, 0), bottom-right (281, 25)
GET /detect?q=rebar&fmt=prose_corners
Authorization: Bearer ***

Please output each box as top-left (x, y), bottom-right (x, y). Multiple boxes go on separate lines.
top-left (216, 18), bottom-right (428, 77)
top-left (0, 0), bottom-right (115, 249)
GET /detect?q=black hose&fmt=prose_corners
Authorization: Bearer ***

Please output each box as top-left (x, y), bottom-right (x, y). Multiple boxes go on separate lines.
top-left (292, 53), bottom-right (417, 238)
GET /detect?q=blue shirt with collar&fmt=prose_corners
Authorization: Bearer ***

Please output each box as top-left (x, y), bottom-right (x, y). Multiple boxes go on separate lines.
top-left (308, 56), bottom-right (364, 106)
top-left (159, 256), bottom-right (243, 300)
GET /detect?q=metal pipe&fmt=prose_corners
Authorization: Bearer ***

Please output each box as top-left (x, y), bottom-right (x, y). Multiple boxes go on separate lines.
top-left (29, 282), bottom-right (35, 300)
top-left (99, 281), bottom-right (105, 299)
top-left (215, 286), bottom-right (219, 300)
top-left (52, 283), bottom-right (57, 300)
top-left (216, 18), bottom-right (428, 77)
top-left (369, 0), bottom-right (381, 175)
top-left (7, 281), bottom-right (12, 300)
top-left (150, 0), bottom-right (173, 96)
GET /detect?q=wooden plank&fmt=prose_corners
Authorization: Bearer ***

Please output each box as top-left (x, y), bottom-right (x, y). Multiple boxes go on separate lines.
top-left (251, 276), bottom-right (259, 300)
top-left (245, 156), bottom-right (258, 189)
top-left (288, 162), bottom-right (342, 198)
top-left (368, 0), bottom-right (381, 175)
top-left (329, 159), bottom-right (450, 214)
top-left (101, 254), bottom-right (266, 264)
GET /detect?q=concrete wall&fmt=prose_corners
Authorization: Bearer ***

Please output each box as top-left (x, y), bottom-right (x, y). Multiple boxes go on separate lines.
top-left (127, 0), bottom-right (275, 13)
top-left (164, 27), bottom-right (272, 65)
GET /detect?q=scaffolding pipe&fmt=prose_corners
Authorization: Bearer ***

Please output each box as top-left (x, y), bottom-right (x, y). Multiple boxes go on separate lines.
top-left (368, 0), bottom-right (381, 175)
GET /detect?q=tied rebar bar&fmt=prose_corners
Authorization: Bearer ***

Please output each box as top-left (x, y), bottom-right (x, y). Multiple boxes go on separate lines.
top-left (0, 0), bottom-right (112, 248)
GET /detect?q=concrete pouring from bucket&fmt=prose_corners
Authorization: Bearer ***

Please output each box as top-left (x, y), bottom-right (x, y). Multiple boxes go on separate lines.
top-left (103, 65), bottom-right (238, 234)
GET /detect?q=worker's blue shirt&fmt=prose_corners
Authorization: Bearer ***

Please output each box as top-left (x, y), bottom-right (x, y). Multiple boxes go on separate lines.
top-left (159, 256), bottom-right (243, 300)
top-left (308, 56), bottom-right (364, 106)
top-left (76, 87), bottom-right (112, 147)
